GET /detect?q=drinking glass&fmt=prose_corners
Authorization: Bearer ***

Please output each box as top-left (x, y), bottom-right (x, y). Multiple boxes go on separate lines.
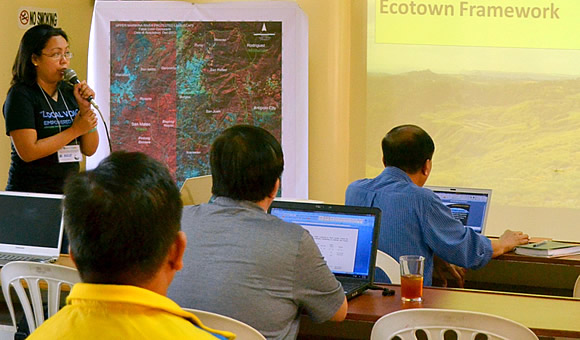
top-left (399, 255), bottom-right (424, 302)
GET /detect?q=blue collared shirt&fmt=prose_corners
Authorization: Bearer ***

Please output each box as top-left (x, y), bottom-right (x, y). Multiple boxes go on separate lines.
top-left (345, 167), bottom-right (493, 285)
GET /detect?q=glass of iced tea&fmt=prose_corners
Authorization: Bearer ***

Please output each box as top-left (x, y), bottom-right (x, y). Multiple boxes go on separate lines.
top-left (399, 255), bottom-right (425, 302)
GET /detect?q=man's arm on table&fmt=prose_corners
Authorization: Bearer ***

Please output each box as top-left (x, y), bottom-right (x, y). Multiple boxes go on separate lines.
top-left (432, 230), bottom-right (529, 288)
top-left (329, 296), bottom-right (348, 322)
top-left (490, 229), bottom-right (530, 258)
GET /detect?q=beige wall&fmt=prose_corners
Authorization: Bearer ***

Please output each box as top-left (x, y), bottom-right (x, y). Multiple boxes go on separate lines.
top-left (0, 0), bottom-right (365, 204)
top-left (316, 1), bottom-right (368, 203)
top-left (296, 0), bottom-right (366, 203)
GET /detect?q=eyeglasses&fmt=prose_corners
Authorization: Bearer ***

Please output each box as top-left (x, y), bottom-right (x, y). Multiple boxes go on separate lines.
top-left (41, 51), bottom-right (74, 60)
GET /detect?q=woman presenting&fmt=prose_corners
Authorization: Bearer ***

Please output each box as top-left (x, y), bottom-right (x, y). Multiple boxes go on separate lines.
top-left (3, 24), bottom-right (99, 194)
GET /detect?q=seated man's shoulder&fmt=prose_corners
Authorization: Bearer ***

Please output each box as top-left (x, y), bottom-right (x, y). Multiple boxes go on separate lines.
top-left (402, 185), bottom-right (440, 205)
top-left (182, 202), bottom-right (210, 214)
top-left (419, 187), bottom-right (444, 205)
top-left (347, 177), bottom-right (374, 190)
top-left (413, 184), bottom-right (435, 196)
top-left (28, 301), bottom-right (232, 340)
top-left (267, 213), bottom-right (308, 235)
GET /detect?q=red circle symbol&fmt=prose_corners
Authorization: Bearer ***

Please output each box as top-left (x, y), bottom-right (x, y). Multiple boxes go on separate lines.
top-left (19, 10), bottom-right (30, 26)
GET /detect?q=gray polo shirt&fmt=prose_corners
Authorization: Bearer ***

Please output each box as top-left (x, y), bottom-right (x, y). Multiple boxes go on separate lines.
top-left (168, 197), bottom-right (345, 340)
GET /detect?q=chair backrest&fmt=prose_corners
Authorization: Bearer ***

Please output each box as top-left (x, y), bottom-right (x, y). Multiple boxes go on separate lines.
top-left (574, 274), bottom-right (580, 298)
top-left (370, 308), bottom-right (538, 340)
top-left (376, 250), bottom-right (401, 284)
top-left (180, 175), bottom-right (213, 205)
top-left (0, 261), bottom-right (80, 332)
top-left (183, 308), bottom-right (266, 340)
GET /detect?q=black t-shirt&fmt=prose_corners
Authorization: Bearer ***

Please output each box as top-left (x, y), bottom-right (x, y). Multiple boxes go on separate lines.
top-left (3, 82), bottom-right (80, 194)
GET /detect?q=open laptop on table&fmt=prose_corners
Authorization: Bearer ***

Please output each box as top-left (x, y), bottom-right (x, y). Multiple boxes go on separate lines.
top-left (0, 191), bottom-right (64, 267)
top-left (180, 175), bottom-right (213, 205)
top-left (269, 201), bottom-right (381, 299)
top-left (425, 186), bottom-right (492, 235)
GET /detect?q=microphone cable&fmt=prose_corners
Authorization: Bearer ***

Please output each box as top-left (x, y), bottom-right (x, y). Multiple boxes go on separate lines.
top-left (92, 104), bottom-right (113, 154)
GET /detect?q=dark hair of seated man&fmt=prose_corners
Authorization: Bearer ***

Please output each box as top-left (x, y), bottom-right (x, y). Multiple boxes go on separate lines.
top-left (63, 151), bottom-right (182, 284)
top-left (381, 124), bottom-right (435, 174)
top-left (210, 124), bottom-right (284, 202)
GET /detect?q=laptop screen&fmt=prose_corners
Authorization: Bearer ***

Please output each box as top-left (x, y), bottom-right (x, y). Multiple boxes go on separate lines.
top-left (426, 186), bottom-right (492, 234)
top-left (0, 191), bottom-right (64, 255)
top-left (269, 201), bottom-right (380, 278)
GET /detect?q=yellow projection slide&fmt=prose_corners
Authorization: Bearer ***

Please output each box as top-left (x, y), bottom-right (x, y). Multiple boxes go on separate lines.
top-left (375, 0), bottom-right (580, 49)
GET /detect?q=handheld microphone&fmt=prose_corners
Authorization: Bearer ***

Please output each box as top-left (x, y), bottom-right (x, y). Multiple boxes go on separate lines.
top-left (63, 69), bottom-right (99, 109)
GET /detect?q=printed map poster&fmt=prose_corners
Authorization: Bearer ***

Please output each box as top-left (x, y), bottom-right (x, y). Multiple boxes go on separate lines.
top-left (87, 1), bottom-right (308, 199)
top-left (110, 21), bottom-right (281, 186)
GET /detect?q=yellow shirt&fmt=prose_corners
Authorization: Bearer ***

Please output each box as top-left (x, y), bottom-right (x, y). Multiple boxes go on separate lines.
top-left (28, 283), bottom-right (236, 340)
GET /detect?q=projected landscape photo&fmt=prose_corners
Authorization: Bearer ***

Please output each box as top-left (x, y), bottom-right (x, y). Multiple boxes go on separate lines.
top-left (366, 70), bottom-right (580, 209)
top-left (366, 0), bottom-right (580, 238)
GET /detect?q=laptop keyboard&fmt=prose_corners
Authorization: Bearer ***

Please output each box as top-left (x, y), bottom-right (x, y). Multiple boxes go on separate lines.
top-left (341, 281), bottom-right (362, 293)
top-left (0, 254), bottom-right (47, 263)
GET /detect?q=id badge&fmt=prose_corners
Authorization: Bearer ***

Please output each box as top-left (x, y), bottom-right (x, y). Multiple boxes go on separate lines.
top-left (58, 145), bottom-right (82, 163)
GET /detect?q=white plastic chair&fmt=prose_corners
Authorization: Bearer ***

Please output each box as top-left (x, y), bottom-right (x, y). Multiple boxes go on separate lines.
top-left (376, 250), bottom-right (401, 284)
top-left (574, 274), bottom-right (580, 298)
top-left (0, 261), bottom-right (80, 333)
top-left (183, 308), bottom-right (266, 340)
top-left (370, 308), bottom-right (538, 340)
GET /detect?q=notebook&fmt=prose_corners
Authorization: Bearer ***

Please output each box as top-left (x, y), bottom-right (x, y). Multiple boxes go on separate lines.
top-left (426, 186), bottom-right (492, 235)
top-left (269, 201), bottom-right (381, 299)
top-left (0, 191), bottom-right (64, 266)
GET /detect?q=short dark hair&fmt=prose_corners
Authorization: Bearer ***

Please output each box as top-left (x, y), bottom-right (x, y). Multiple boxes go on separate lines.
top-left (382, 125), bottom-right (435, 174)
top-left (63, 151), bottom-right (183, 284)
top-left (210, 125), bottom-right (284, 202)
top-left (11, 24), bottom-right (68, 87)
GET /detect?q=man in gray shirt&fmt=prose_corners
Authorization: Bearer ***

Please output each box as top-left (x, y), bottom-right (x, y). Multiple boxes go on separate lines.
top-left (168, 125), bottom-right (347, 340)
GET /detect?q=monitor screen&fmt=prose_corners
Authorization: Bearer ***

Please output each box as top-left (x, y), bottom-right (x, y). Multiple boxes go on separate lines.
top-left (270, 204), bottom-right (378, 277)
top-left (0, 192), bottom-right (63, 248)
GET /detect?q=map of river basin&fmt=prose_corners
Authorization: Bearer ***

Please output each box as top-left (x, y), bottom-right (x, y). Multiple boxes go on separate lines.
top-left (110, 21), bottom-right (282, 187)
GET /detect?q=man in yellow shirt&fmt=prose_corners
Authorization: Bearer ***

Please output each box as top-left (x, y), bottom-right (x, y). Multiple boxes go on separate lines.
top-left (28, 151), bottom-right (235, 340)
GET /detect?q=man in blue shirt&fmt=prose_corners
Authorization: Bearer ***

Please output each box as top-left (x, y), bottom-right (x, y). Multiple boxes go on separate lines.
top-left (345, 124), bottom-right (529, 285)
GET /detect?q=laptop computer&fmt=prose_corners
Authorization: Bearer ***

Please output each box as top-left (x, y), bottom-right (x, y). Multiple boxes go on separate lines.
top-left (269, 201), bottom-right (381, 299)
top-left (426, 186), bottom-right (492, 235)
top-left (180, 175), bottom-right (213, 205)
top-left (0, 191), bottom-right (64, 266)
